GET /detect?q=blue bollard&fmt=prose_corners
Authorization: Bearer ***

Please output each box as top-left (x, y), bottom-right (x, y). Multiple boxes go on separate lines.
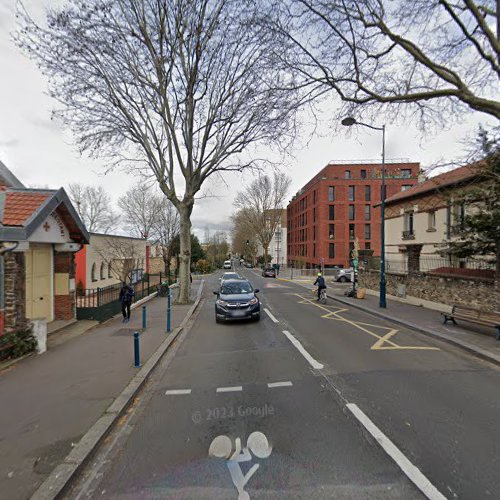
top-left (167, 289), bottom-right (171, 333)
top-left (142, 305), bottom-right (147, 330)
top-left (133, 331), bottom-right (141, 368)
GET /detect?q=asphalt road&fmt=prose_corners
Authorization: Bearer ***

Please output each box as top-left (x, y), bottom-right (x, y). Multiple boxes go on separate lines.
top-left (67, 266), bottom-right (500, 500)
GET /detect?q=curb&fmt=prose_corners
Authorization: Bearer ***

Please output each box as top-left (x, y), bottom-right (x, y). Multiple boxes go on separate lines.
top-left (328, 293), bottom-right (500, 368)
top-left (30, 281), bottom-right (205, 500)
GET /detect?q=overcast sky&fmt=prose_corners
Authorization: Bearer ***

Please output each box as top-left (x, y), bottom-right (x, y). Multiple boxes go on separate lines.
top-left (0, 0), bottom-right (496, 242)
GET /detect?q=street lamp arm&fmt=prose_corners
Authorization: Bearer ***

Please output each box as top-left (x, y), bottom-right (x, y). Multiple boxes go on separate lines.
top-left (355, 122), bottom-right (384, 132)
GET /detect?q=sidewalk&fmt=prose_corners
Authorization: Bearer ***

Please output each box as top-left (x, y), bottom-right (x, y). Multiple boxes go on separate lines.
top-left (327, 286), bottom-right (500, 366)
top-left (0, 281), bottom-right (202, 500)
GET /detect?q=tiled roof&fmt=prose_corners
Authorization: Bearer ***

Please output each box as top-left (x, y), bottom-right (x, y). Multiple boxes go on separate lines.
top-left (2, 192), bottom-right (50, 226)
top-left (384, 164), bottom-right (479, 205)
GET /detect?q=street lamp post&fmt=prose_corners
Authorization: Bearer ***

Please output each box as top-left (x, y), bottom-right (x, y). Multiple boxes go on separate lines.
top-left (341, 117), bottom-right (387, 308)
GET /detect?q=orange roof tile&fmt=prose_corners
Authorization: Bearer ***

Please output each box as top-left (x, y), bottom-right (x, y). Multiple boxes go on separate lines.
top-left (3, 192), bottom-right (50, 226)
top-left (384, 164), bottom-right (479, 205)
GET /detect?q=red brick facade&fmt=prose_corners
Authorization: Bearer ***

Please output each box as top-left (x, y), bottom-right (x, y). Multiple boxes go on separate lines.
top-left (54, 295), bottom-right (73, 320)
top-left (287, 162), bottom-right (420, 268)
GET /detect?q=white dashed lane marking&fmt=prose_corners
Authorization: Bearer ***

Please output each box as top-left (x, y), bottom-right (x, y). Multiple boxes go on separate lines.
top-left (165, 389), bottom-right (192, 395)
top-left (264, 308), bottom-right (279, 323)
top-left (347, 403), bottom-right (446, 500)
top-left (282, 330), bottom-right (324, 370)
top-left (267, 381), bottom-right (293, 388)
top-left (216, 386), bottom-right (243, 393)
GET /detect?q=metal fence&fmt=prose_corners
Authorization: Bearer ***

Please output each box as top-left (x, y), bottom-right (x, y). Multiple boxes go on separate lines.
top-left (382, 255), bottom-right (495, 279)
top-left (76, 273), bottom-right (167, 321)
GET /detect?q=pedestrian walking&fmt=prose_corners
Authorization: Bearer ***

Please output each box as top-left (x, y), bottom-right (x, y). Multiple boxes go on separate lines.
top-left (119, 282), bottom-right (135, 323)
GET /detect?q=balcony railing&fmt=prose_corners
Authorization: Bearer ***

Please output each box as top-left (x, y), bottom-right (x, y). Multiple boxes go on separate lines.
top-left (402, 230), bottom-right (415, 240)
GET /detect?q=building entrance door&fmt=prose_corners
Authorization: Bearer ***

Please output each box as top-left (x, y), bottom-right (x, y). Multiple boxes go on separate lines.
top-left (26, 244), bottom-right (52, 321)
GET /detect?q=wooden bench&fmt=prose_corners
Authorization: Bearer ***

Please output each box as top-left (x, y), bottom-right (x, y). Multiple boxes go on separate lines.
top-left (441, 305), bottom-right (500, 340)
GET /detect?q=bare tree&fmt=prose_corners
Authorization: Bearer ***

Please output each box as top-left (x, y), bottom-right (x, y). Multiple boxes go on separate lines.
top-left (68, 183), bottom-right (118, 233)
top-left (118, 184), bottom-right (162, 238)
top-left (231, 211), bottom-right (258, 262)
top-left (265, 0), bottom-right (500, 126)
top-left (234, 172), bottom-right (291, 266)
top-left (152, 197), bottom-right (180, 281)
top-left (17, 0), bottom-right (298, 303)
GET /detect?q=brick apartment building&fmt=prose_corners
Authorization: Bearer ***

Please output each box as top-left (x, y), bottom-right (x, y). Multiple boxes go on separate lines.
top-left (287, 160), bottom-right (420, 269)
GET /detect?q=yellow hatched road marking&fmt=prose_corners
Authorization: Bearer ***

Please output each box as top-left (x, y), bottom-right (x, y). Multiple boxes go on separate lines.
top-left (293, 293), bottom-right (439, 352)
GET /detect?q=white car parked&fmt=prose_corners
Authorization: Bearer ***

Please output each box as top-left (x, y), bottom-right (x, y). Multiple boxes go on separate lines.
top-left (223, 260), bottom-right (232, 269)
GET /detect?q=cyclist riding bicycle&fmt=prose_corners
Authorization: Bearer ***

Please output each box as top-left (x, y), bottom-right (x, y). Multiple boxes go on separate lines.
top-left (313, 272), bottom-right (326, 302)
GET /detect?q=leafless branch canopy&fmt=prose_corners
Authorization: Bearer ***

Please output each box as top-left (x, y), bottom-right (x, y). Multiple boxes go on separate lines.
top-left (17, 0), bottom-right (299, 210)
top-left (234, 171), bottom-right (291, 262)
top-left (264, 0), bottom-right (500, 126)
top-left (68, 183), bottom-right (119, 233)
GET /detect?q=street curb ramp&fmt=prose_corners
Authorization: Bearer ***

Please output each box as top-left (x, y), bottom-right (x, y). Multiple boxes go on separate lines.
top-left (30, 281), bottom-right (205, 500)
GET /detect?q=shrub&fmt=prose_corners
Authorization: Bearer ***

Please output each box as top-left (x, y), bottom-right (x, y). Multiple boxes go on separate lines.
top-left (0, 328), bottom-right (37, 359)
top-left (196, 259), bottom-right (212, 274)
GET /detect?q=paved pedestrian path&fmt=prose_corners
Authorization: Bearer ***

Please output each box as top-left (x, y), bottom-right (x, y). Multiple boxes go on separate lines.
top-left (0, 281), bottom-right (202, 500)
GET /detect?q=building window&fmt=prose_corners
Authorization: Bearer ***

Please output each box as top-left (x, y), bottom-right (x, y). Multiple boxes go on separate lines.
top-left (329, 205), bottom-right (335, 220)
top-left (328, 224), bottom-right (334, 240)
top-left (365, 242), bottom-right (371, 250)
top-left (313, 225), bottom-right (316, 240)
top-left (365, 204), bottom-right (371, 221)
top-left (329, 243), bottom-right (335, 259)
top-left (349, 205), bottom-right (355, 220)
top-left (365, 224), bottom-right (371, 239)
top-left (91, 263), bottom-right (97, 282)
top-left (108, 262), bottom-right (113, 278)
top-left (344, 170), bottom-right (351, 179)
top-left (313, 243), bottom-right (316, 257)
top-left (313, 207), bottom-right (316, 222)
top-left (100, 262), bottom-right (105, 280)
top-left (361, 169), bottom-right (367, 179)
top-left (428, 210), bottom-right (436, 230)
top-left (402, 184), bottom-right (412, 191)
top-left (403, 210), bottom-right (415, 239)
top-left (365, 185), bottom-right (371, 201)
top-left (452, 202), bottom-right (466, 228)
top-left (328, 186), bottom-right (335, 202)
top-left (313, 190), bottom-right (317, 204)
top-left (401, 169), bottom-right (412, 178)
top-left (349, 185), bottom-right (355, 201)
top-left (349, 223), bottom-right (355, 240)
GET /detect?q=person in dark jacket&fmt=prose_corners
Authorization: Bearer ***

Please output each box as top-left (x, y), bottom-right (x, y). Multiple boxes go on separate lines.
top-left (119, 282), bottom-right (135, 323)
top-left (313, 273), bottom-right (326, 301)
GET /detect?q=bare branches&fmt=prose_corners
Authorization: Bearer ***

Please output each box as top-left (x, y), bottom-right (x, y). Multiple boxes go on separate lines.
top-left (68, 183), bottom-right (119, 233)
top-left (263, 0), bottom-right (500, 127)
top-left (234, 171), bottom-right (291, 265)
top-left (16, 0), bottom-right (299, 303)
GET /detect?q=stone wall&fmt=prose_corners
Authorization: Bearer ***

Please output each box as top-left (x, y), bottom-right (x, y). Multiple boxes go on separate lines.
top-left (3, 252), bottom-right (29, 334)
top-left (359, 269), bottom-right (499, 311)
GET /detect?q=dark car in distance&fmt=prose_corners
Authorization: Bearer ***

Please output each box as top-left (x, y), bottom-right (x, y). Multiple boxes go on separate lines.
top-left (214, 279), bottom-right (260, 323)
top-left (262, 267), bottom-right (276, 278)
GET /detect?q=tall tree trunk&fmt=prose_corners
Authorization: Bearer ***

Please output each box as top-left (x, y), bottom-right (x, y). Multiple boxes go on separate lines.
top-left (264, 245), bottom-right (269, 267)
top-left (178, 206), bottom-right (192, 304)
top-left (495, 241), bottom-right (500, 291)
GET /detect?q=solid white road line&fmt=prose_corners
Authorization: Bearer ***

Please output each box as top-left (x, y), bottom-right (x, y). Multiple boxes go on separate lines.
top-left (282, 330), bottom-right (324, 370)
top-left (165, 389), bottom-right (192, 395)
top-left (346, 403), bottom-right (447, 500)
top-left (264, 308), bottom-right (279, 323)
top-left (267, 381), bottom-right (293, 388)
top-left (216, 386), bottom-right (243, 393)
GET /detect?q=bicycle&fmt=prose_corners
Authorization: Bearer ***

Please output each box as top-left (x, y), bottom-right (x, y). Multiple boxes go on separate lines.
top-left (312, 287), bottom-right (327, 304)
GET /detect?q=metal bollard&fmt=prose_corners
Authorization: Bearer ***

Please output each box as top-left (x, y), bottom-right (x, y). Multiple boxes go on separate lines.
top-left (167, 288), bottom-right (171, 333)
top-left (142, 305), bottom-right (147, 330)
top-left (133, 331), bottom-right (141, 368)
